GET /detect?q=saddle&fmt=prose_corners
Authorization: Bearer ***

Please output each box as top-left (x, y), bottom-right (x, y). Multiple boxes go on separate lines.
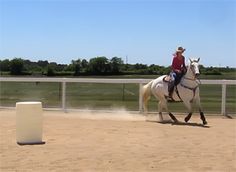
top-left (163, 75), bottom-right (182, 102)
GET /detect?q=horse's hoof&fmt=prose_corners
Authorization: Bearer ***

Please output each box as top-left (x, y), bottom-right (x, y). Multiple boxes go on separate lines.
top-left (173, 119), bottom-right (179, 123)
top-left (184, 117), bottom-right (190, 123)
top-left (185, 113), bottom-right (192, 123)
top-left (203, 121), bottom-right (207, 125)
top-left (185, 116), bottom-right (191, 122)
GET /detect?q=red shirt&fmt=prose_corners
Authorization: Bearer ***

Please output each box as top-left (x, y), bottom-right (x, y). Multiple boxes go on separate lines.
top-left (171, 55), bottom-right (186, 72)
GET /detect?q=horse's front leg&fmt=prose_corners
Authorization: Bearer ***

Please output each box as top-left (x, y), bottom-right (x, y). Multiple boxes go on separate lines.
top-left (183, 100), bottom-right (193, 123)
top-left (200, 112), bottom-right (207, 125)
top-left (197, 99), bottom-right (207, 125)
top-left (196, 97), bottom-right (207, 125)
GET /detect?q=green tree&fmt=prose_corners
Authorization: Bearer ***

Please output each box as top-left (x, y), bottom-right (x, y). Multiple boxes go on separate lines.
top-left (72, 59), bottom-right (82, 76)
top-left (88, 57), bottom-right (110, 74)
top-left (10, 58), bottom-right (24, 75)
top-left (23, 60), bottom-right (41, 73)
top-left (37, 60), bottom-right (49, 68)
top-left (81, 59), bottom-right (89, 72)
top-left (134, 63), bottom-right (148, 70)
top-left (0, 59), bottom-right (10, 71)
top-left (46, 65), bottom-right (55, 76)
top-left (110, 57), bottom-right (124, 74)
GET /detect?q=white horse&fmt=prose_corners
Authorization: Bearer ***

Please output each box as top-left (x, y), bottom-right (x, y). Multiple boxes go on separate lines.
top-left (142, 58), bottom-right (207, 125)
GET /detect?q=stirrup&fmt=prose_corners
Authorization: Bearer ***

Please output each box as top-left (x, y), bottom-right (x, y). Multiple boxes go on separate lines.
top-left (167, 95), bottom-right (175, 102)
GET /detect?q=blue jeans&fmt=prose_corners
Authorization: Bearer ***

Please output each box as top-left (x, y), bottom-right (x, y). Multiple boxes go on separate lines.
top-left (170, 72), bottom-right (176, 81)
top-left (170, 71), bottom-right (182, 85)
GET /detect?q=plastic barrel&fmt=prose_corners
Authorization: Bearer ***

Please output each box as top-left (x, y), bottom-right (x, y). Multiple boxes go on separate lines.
top-left (16, 102), bottom-right (43, 145)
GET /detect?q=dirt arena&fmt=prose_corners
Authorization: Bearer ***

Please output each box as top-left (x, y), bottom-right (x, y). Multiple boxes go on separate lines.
top-left (1, 109), bottom-right (236, 172)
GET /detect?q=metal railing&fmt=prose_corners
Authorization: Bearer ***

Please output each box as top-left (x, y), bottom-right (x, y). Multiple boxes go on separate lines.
top-left (0, 77), bottom-right (236, 115)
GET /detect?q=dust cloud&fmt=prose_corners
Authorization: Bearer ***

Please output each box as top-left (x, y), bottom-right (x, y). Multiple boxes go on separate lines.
top-left (48, 108), bottom-right (148, 121)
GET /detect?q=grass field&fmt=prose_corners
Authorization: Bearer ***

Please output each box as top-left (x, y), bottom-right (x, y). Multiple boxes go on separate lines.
top-left (0, 75), bottom-right (235, 115)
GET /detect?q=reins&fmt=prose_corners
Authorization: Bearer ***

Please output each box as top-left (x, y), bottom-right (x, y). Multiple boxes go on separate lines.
top-left (176, 80), bottom-right (199, 102)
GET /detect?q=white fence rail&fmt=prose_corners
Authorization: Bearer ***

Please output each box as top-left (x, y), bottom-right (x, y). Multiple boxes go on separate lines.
top-left (0, 77), bottom-right (236, 115)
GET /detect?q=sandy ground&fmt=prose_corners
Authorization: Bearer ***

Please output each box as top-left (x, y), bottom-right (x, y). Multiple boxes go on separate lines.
top-left (0, 109), bottom-right (236, 172)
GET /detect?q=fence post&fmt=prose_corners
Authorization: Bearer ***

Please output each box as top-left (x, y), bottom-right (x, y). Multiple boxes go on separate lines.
top-left (139, 83), bottom-right (143, 113)
top-left (221, 83), bottom-right (226, 116)
top-left (62, 81), bottom-right (66, 112)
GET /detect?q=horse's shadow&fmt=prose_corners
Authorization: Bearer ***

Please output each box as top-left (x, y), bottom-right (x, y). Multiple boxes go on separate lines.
top-left (147, 120), bottom-right (210, 128)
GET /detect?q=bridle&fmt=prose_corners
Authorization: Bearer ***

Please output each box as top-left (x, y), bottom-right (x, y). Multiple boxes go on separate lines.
top-left (178, 62), bottom-right (201, 102)
top-left (184, 62), bottom-right (201, 83)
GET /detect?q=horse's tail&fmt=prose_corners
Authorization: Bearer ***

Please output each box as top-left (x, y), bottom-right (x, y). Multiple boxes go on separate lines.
top-left (142, 80), bottom-right (153, 113)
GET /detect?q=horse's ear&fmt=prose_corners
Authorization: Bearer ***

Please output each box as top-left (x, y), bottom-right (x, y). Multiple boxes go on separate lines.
top-left (197, 58), bottom-right (200, 62)
top-left (189, 58), bottom-right (193, 63)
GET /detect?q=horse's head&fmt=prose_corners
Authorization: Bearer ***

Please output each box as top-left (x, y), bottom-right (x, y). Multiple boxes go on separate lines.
top-left (189, 58), bottom-right (200, 77)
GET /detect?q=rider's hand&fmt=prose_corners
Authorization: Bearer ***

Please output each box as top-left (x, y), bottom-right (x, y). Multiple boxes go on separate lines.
top-left (182, 67), bottom-right (187, 74)
top-left (175, 69), bottom-right (181, 73)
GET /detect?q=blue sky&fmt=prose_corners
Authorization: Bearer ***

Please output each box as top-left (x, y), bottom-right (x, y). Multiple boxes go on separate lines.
top-left (0, 0), bottom-right (235, 67)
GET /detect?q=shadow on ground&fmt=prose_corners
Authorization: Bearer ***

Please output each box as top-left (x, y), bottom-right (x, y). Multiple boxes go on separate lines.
top-left (147, 119), bottom-right (210, 128)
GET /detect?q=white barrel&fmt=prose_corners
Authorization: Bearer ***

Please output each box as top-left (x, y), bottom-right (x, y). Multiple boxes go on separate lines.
top-left (16, 102), bottom-right (43, 144)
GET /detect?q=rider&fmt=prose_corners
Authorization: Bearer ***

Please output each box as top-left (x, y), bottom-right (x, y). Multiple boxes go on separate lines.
top-left (168, 46), bottom-right (187, 99)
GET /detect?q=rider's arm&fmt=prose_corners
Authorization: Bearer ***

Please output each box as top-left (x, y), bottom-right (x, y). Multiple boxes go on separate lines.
top-left (182, 56), bottom-right (186, 68)
top-left (182, 56), bottom-right (187, 73)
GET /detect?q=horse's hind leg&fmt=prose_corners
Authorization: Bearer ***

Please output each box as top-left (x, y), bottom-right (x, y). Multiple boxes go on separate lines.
top-left (161, 99), bottom-right (178, 123)
top-left (185, 112), bottom-right (192, 123)
top-left (143, 100), bottom-right (148, 114)
top-left (158, 101), bottom-right (163, 121)
top-left (168, 112), bottom-right (178, 123)
top-left (143, 94), bottom-right (150, 114)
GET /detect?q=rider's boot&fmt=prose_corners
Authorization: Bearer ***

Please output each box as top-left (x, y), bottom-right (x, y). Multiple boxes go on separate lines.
top-left (168, 80), bottom-right (175, 101)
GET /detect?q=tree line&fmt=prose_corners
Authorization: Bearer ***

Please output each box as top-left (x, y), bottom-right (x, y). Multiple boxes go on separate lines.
top-left (0, 57), bottom-right (235, 76)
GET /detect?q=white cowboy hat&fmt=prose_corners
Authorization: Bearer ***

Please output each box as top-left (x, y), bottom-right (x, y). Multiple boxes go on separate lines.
top-left (176, 46), bottom-right (186, 53)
